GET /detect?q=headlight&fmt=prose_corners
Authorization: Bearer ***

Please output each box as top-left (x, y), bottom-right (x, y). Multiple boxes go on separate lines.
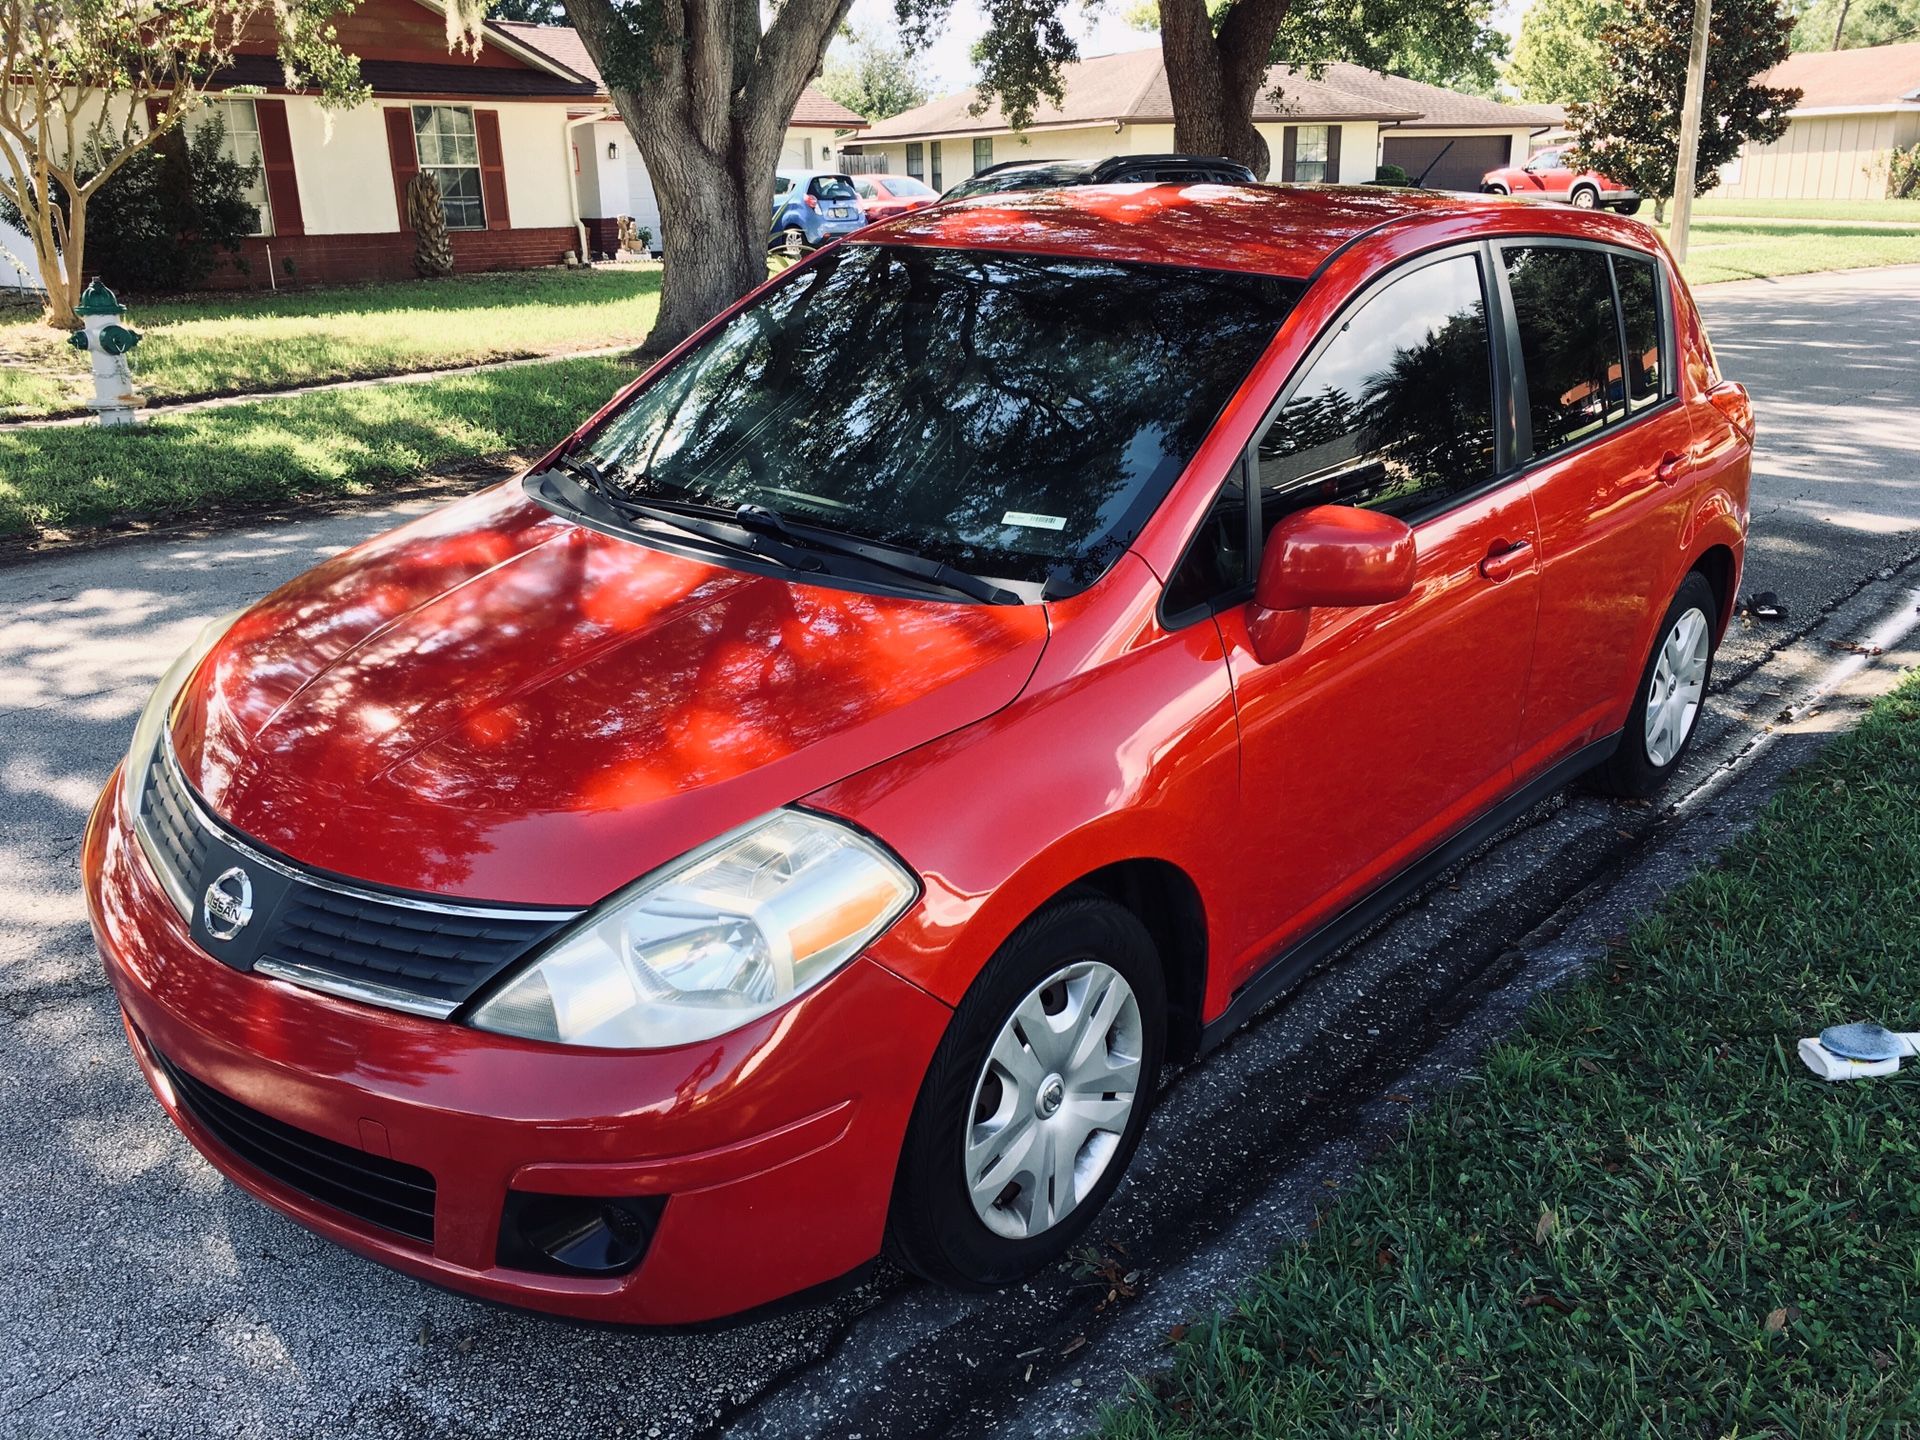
top-left (470, 810), bottom-right (919, 1049)
top-left (120, 610), bottom-right (242, 828)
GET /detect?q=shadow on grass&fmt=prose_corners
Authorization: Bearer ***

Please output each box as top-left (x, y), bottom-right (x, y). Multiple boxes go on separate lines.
top-left (0, 356), bottom-right (635, 536)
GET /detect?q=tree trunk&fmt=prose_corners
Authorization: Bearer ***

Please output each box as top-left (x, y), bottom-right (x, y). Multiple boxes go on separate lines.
top-left (1830, 0), bottom-right (1850, 49)
top-left (565, 0), bottom-right (855, 361)
top-left (1158, 0), bottom-right (1292, 179)
top-left (619, 98), bottom-right (767, 360)
top-left (1653, 195), bottom-right (1668, 224)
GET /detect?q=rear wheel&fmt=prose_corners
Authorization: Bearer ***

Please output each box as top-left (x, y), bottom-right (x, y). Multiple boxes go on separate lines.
top-left (1592, 572), bottom-right (1716, 797)
top-left (1570, 184), bottom-right (1600, 209)
top-left (1615, 198), bottom-right (1643, 216)
top-left (888, 894), bottom-right (1165, 1289)
top-left (779, 226), bottom-right (806, 259)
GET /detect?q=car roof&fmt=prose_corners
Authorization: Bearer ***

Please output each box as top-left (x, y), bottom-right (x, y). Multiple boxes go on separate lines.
top-left (776, 169), bottom-right (853, 182)
top-left (857, 183), bottom-right (1513, 280)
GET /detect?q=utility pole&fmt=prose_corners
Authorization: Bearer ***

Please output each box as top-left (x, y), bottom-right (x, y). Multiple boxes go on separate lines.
top-left (1669, 0), bottom-right (1713, 266)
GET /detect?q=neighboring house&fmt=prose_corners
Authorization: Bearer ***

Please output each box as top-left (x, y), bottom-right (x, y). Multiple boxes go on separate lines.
top-left (501, 22), bottom-right (868, 256)
top-left (845, 49), bottom-right (1560, 194)
top-left (1716, 42), bottom-right (1920, 201)
top-left (1, 217), bottom-right (38, 293)
top-left (167, 0), bottom-right (599, 286)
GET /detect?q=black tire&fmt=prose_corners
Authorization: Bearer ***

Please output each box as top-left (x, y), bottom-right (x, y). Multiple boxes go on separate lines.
top-left (1591, 572), bottom-right (1718, 798)
top-left (1485, 183), bottom-right (1509, 195)
top-left (887, 893), bottom-right (1166, 1290)
top-left (1614, 199), bottom-right (1643, 216)
top-left (1570, 184), bottom-right (1601, 209)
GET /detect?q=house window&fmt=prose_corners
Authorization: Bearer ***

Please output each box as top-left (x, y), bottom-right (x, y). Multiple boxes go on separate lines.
top-left (1294, 125), bottom-right (1330, 184)
top-left (200, 97), bottom-right (271, 236)
top-left (906, 142), bottom-right (924, 180)
top-left (973, 136), bottom-right (993, 173)
top-left (412, 105), bottom-right (485, 229)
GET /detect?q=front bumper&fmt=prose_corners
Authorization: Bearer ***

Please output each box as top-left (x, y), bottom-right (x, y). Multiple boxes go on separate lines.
top-left (83, 773), bottom-right (952, 1325)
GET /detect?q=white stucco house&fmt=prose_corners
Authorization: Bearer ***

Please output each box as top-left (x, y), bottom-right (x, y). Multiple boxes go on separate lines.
top-left (846, 49), bottom-right (1560, 194)
top-left (501, 22), bottom-right (867, 257)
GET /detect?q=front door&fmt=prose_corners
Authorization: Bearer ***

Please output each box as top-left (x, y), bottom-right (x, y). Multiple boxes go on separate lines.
top-left (1209, 247), bottom-right (1542, 987)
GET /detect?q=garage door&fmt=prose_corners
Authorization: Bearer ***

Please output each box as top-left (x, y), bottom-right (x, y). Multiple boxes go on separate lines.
top-left (1381, 135), bottom-right (1513, 193)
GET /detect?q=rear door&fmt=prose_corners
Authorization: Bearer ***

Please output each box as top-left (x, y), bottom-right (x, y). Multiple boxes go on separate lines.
top-left (1207, 245), bottom-right (1542, 983)
top-left (1498, 241), bottom-right (1697, 776)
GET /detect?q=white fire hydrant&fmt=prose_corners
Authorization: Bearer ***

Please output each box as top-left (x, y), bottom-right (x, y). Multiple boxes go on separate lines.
top-left (67, 279), bottom-right (143, 427)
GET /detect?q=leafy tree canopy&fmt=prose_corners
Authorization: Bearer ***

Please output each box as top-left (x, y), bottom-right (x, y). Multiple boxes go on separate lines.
top-left (487, 0), bottom-right (568, 19)
top-left (1790, 0), bottom-right (1920, 48)
top-left (1505, 0), bottom-right (1625, 104)
top-left (1570, 0), bottom-right (1801, 206)
top-left (1123, 0), bottom-right (1510, 96)
top-left (817, 24), bottom-right (931, 120)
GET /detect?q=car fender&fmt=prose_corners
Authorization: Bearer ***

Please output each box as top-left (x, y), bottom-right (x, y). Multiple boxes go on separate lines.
top-left (809, 554), bottom-right (1242, 1017)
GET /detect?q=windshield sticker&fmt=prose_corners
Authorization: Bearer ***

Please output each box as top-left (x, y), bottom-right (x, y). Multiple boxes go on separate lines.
top-left (1001, 511), bottom-right (1068, 531)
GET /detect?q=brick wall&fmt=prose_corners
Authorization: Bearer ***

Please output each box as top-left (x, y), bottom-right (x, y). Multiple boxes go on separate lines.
top-left (208, 225), bottom-right (579, 290)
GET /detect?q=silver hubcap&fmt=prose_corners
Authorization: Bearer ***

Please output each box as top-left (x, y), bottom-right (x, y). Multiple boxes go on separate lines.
top-left (1573, 189), bottom-right (1597, 208)
top-left (1645, 607), bottom-right (1709, 767)
top-left (965, 960), bottom-right (1143, 1241)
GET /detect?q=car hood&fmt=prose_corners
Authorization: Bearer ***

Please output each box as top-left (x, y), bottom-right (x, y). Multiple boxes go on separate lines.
top-left (171, 484), bottom-right (1048, 906)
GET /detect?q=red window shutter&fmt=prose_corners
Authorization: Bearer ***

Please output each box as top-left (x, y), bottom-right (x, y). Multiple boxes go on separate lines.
top-left (475, 109), bottom-right (511, 230)
top-left (253, 98), bottom-right (305, 236)
top-left (144, 97), bottom-right (165, 133)
top-left (384, 107), bottom-right (419, 231)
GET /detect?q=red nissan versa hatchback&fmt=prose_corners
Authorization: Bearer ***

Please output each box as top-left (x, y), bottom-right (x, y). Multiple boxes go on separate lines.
top-left (84, 184), bottom-right (1753, 1325)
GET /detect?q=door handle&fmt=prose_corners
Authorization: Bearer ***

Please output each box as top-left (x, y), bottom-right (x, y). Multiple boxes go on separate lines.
top-left (1655, 451), bottom-right (1689, 486)
top-left (1479, 539), bottom-right (1533, 582)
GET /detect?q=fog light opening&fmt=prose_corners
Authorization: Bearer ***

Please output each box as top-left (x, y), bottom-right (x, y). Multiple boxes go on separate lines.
top-left (497, 1191), bottom-right (666, 1277)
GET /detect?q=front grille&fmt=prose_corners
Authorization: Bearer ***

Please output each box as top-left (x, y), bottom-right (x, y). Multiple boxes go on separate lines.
top-left (153, 1045), bottom-right (437, 1244)
top-left (132, 731), bottom-right (577, 1017)
top-left (267, 888), bottom-right (566, 1010)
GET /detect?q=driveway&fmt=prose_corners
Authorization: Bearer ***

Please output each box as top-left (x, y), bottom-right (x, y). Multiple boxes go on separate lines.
top-left (3, 266), bottom-right (1917, 1440)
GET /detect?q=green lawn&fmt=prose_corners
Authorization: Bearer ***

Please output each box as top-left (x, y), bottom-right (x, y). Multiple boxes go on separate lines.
top-left (0, 267), bottom-right (659, 419)
top-left (1690, 196), bottom-right (1920, 224)
top-left (1677, 217), bottom-right (1920, 285)
top-left (1101, 677), bottom-right (1920, 1438)
top-left (0, 354), bottom-right (634, 536)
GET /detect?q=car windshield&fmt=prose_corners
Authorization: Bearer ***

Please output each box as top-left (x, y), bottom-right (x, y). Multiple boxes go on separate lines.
top-left (573, 243), bottom-right (1301, 596)
top-left (886, 176), bottom-right (937, 196)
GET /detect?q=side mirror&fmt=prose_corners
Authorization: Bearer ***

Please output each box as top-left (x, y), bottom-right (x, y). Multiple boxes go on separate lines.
top-left (1247, 504), bottom-right (1416, 664)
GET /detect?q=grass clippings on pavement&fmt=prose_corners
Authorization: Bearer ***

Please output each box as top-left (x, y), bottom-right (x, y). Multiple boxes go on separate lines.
top-left (0, 354), bottom-right (634, 537)
top-left (0, 266), bottom-right (660, 419)
top-left (1101, 675), bottom-right (1920, 1439)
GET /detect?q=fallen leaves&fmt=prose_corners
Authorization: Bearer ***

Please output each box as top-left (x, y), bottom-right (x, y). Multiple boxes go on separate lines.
top-left (1518, 1292), bottom-right (1576, 1316)
top-left (1765, 1304), bottom-right (1802, 1334)
top-left (1535, 1207), bottom-right (1558, 1245)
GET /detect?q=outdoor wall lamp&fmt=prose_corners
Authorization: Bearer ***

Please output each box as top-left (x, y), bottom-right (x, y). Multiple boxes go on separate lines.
top-left (607, 141), bottom-right (618, 159)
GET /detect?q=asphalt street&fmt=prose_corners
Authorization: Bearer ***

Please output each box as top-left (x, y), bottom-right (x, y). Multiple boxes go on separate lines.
top-left (1, 265), bottom-right (1916, 1440)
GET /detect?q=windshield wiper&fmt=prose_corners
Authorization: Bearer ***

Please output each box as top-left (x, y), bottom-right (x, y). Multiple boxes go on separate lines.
top-left (538, 456), bottom-right (819, 574)
top-left (731, 503), bottom-right (1022, 605)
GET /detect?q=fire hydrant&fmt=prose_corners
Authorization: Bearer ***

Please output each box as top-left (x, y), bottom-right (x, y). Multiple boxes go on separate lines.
top-left (66, 279), bottom-right (143, 427)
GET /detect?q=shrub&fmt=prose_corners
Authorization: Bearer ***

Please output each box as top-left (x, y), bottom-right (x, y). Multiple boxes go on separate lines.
top-left (1889, 144), bottom-right (1920, 200)
top-left (0, 115), bottom-right (261, 295)
top-left (1375, 163), bottom-right (1411, 186)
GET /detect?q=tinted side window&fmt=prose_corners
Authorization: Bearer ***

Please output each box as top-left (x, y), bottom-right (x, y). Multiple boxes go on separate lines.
top-left (1614, 254), bottom-right (1665, 409)
top-left (1258, 253), bottom-right (1496, 529)
top-left (1504, 245), bottom-right (1627, 456)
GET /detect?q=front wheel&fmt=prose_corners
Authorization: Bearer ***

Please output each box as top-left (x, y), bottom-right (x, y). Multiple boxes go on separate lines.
top-left (1591, 572), bottom-right (1716, 798)
top-left (888, 894), bottom-right (1166, 1289)
top-left (1484, 183), bottom-right (1509, 195)
top-left (1570, 185), bottom-right (1600, 209)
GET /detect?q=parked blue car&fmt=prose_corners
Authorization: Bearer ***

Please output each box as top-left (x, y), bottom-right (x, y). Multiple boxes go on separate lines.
top-left (770, 170), bottom-right (868, 256)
